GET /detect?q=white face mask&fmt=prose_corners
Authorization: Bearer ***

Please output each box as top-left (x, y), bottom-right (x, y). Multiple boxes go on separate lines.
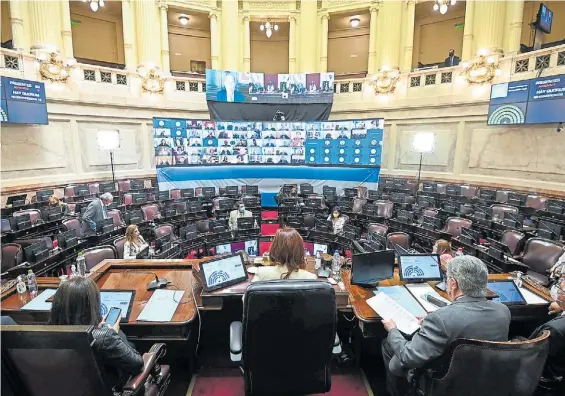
top-left (550, 285), bottom-right (560, 302)
top-left (432, 246), bottom-right (437, 254)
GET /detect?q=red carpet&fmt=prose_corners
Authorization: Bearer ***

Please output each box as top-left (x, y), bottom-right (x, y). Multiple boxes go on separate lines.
top-left (189, 368), bottom-right (371, 396)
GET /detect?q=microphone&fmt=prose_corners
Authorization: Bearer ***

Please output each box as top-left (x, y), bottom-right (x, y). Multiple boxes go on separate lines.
top-left (124, 270), bottom-right (169, 291)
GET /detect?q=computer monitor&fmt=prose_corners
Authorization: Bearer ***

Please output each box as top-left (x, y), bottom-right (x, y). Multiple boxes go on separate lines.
top-left (547, 199), bottom-right (565, 215)
top-left (197, 252), bottom-right (248, 292)
top-left (76, 185), bottom-right (90, 196)
top-left (417, 196), bottom-right (434, 209)
top-left (300, 184), bottom-right (314, 195)
top-left (422, 183), bottom-right (437, 193)
top-left (180, 225), bottom-right (198, 241)
top-left (391, 192), bottom-right (406, 204)
top-left (124, 209), bottom-right (143, 225)
top-left (502, 212), bottom-right (524, 228)
top-left (96, 218), bottom-right (114, 234)
top-left (130, 180), bottom-right (144, 190)
top-left (287, 217), bottom-right (304, 229)
top-left (242, 197), bottom-right (259, 208)
top-left (343, 188), bottom-right (357, 198)
top-left (225, 186), bottom-right (239, 196)
top-left (57, 229), bottom-right (78, 250)
top-left (237, 217), bottom-right (256, 230)
top-left (201, 187), bottom-right (216, 198)
top-left (11, 214), bottom-right (32, 230)
top-left (41, 207), bottom-right (62, 222)
top-left (473, 205), bottom-right (490, 220)
top-left (538, 220), bottom-right (563, 241)
top-left (446, 185), bottom-right (461, 196)
top-left (162, 206), bottom-right (177, 218)
top-left (155, 235), bottom-right (171, 252)
top-left (393, 179), bottom-right (406, 189)
top-left (422, 215), bottom-right (442, 230)
top-left (313, 243), bottom-right (328, 254)
top-left (188, 202), bottom-right (203, 212)
top-left (323, 186), bottom-right (336, 196)
top-left (99, 182), bottom-right (115, 193)
top-left (307, 230), bottom-right (335, 244)
top-left (218, 199), bottom-right (235, 210)
top-left (210, 219), bottom-right (228, 233)
top-left (344, 224), bottom-right (361, 237)
top-left (351, 250), bottom-right (395, 287)
top-left (131, 193), bottom-right (147, 204)
top-left (479, 189), bottom-right (496, 201)
top-left (305, 197), bottom-right (322, 208)
top-left (155, 191), bottom-right (170, 201)
top-left (215, 243), bottom-right (232, 255)
top-left (244, 185), bottom-right (259, 195)
top-left (397, 210), bottom-right (414, 224)
top-left (368, 190), bottom-right (380, 200)
top-left (6, 194), bottom-right (27, 207)
top-left (261, 223), bottom-right (280, 236)
top-left (232, 239), bottom-right (258, 256)
top-left (99, 290), bottom-right (136, 322)
top-left (36, 189), bottom-right (54, 202)
top-left (442, 202), bottom-right (457, 214)
top-left (486, 237), bottom-right (512, 255)
top-left (487, 280), bottom-right (527, 305)
top-left (181, 188), bottom-right (195, 198)
top-left (508, 192), bottom-right (527, 206)
top-left (23, 241), bottom-right (49, 263)
top-left (281, 197), bottom-right (298, 207)
top-left (536, 2), bottom-right (553, 34)
top-left (315, 220), bottom-right (333, 233)
top-left (398, 254), bottom-right (443, 283)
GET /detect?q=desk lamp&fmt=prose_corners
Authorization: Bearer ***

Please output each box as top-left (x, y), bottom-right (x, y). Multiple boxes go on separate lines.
top-left (412, 132), bottom-right (435, 199)
top-left (97, 130), bottom-right (121, 185)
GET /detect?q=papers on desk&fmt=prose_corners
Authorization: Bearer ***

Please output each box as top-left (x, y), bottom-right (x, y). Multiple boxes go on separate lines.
top-left (374, 285), bottom-right (427, 317)
top-left (137, 289), bottom-right (184, 322)
top-left (367, 292), bottom-right (421, 335)
top-left (405, 283), bottom-right (451, 313)
top-left (518, 286), bottom-right (551, 305)
top-left (21, 289), bottom-right (57, 311)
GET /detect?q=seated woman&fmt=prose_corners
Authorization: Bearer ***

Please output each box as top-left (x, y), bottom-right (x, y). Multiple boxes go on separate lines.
top-left (433, 239), bottom-right (454, 266)
top-left (327, 206), bottom-right (346, 234)
top-left (252, 227), bottom-right (317, 282)
top-left (48, 195), bottom-right (69, 215)
top-left (49, 277), bottom-right (143, 392)
top-left (123, 225), bottom-right (148, 259)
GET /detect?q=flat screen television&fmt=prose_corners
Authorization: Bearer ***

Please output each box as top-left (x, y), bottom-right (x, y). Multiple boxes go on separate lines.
top-left (536, 3), bottom-right (553, 34)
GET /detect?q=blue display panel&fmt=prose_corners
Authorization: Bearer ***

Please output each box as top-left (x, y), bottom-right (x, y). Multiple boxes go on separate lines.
top-left (153, 118), bottom-right (384, 167)
top-left (487, 74), bottom-right (565, 125)
top-left (1, 76), bottom-right (48, 125)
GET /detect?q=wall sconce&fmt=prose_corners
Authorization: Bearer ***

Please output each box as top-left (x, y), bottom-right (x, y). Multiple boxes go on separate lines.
top-left (37, 52), bottom-right (76, 83)
top-left (460, 55), bottom-right (500, 85)
top-left (138, 65), bottom-right (165, 94)
top-left (369, 68), bottom-right (400, 95)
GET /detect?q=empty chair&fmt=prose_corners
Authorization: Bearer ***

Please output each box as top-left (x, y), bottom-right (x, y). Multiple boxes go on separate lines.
top-left (405, 196), bottom-right (416, 206)
top-left (82, 245), bottom-right (117, 271)
top-left (67, 203), bottom-right (77, 214)
top-left (303, 215), bottom-right (316, 229)
top-left (525, 194), bottom-right (548, 211)
top-left (491, 204), bottom-right (519, 221)
top-left (1, 243), bottom-right (23, 273)
top-left (520, 238), bottom-right (565, 285)
top-left (460, 204), bottom-right (474, 215)
top-left (118, 180), bottom-right (131, 192)
top-left (411, 331), bottom-right (550, 396)
top-left (352, 198), bottom-right (366, 213)
top-left (141, 204), bottom-right (160, 221)
top-left (171, 201), bottom-right (187, 214)
top-left (229, 281), bottom-right (338, 395)
top-left (195, 220), bottom-right (210, 234)
top-left (62, 218), bottom-right (83, 238)
top-left (386, 232), bottom-right (412, 250)
top-left (461, 185), bottom-right (478, 198)
top-left (367, 223), bottom-right (388, 236)
top-left (500, 230), bottom-right (526, 256)
top-left (374, 201), bottom-right (394, 219)
top-left (170, 189), bottom-right (181, 200)
top-left (443, 217), bottom-right (473, 238)
top-left (14, 236), bottom-right (53, 250)
top-left (1, 325), bottom-right (170, 396)
top-left (496, 190), bottom-right (509, 203)
top-left (88, 183), bottom-right (100, 195)
top-left (154, 224), bottom-right (175, 242)
top-left (422, 209), bottom-right (438, 218)
top-left (123, 193), bottom-right (133, 206)
top-left (381, 193), bottom-right (391, 201)
top-left (436, 183), bottom-right (447, 194)
top-left (357, 186), bottom-right (368, 198)
top-left (106, 209), bottom-right (123, 228)
top-left (64, 186), bottom-right (76, 198)
top-left (113, 237), bottom-right (127, 259)
top-left (14, 209), bottom-right (42, 225)
top-left (406, 180), bottom-right (418, 196)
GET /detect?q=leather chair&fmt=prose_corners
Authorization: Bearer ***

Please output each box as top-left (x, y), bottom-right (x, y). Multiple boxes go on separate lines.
top-left (1, 325), bottom-right (170, 396)
top-left (14, 237), bottom-right (53, 250)
top-left (170, 189), bottom-right (181, 200)
top-left (500, 230), bottom-right (527, 256)
top-left (422, 209), bottom-right (438, 218)
top-left (386, 232), bottom-right (412, 250)
top-left (406, 180), bottom-right (418, 196)
top-left (374, 201), bottom-right (394, 219)
top-left (154, 224), bottom-right (175, 242)
top-left (113, 237), bottom-right (126, 259)
top-left (352, 198), bottom-right (366, 214)
top-left (1, 218), bottom-right (11, 233)
top-left (64, 186), bottom-right (76, 199)
top-left (106, 209), bottom-right (123, 228)
top-left (367, 223), bottom-right (388, 236)
top-left (443, 217), bottom-right (473, 238)
top-left (62, 218), bottom-right (83, 238)
top-left (89, 183), bottom-right (100, 195)
top-left (381, 193), bottom-right (391, 201)
top-left (14, 209), bottom-right (41, 225)
top-left (341, 214), bottom-right (350, 224)
top-left (461, 185), bottom-right (478, 198)
top-left (82, 245), bottom-right (117, 271)
top-left (1, 244), bottom-right (23, 273)
top-left (118, 180), bottom-right (131, 192)
top-left (520, 238), bottom-right (565, 285)
top-left (67, 203), bottom-right (76, 214)
top-left (304, 215), bottom-right (316, 229)
top-left (123, 193), bottom-right (133, 206)
top-left (496, 190), bottom-right (510, 203)
top-left (141, 204), bottom-right (160, 221)
top-left (460, 204), bottom-right (474, 215)
top-left (230, 281), bottom-right (339, 395)
top-left (412, 330), bottom-right (550, 396)
top-left (405, 196), bottom-right (416, 206)
top-left (356, 186), bottom-right (368, 198)
top-left (171, 201), bottom-right (187, 214)
top-left (526, 194), bottom-right (548, 210)
top-left (436, 183), bottom-right (447, 194)
top-left (491, 204), bottom-right (519, 221)
top-left (196, 220), bottom-right (210, 234)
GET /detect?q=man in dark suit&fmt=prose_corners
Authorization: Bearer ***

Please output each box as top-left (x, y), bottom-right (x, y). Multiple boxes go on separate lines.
top-left (82, 193), bottom-right (113, 232)
top-left (444, 49), bottom-right (460, 67)
top-left (382, 256), bottom-right (511, 396)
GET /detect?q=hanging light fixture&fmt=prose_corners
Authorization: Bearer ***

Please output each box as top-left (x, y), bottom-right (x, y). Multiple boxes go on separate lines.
top-left (179, 14), bottom-right (189, 26)
top-left (433, 0), bottom-right (455, 15)
top-left (350, 16), bottom-right (360, 28)
top-left (260, 20), bottom-right (278, 38)
top-left (83, 0), bottom-right (104, 13)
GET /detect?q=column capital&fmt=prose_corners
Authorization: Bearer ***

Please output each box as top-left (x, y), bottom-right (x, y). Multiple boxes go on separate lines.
top-left (369, 6), bottom-right (378, 13)
top-left (289, 14), bottom-right (297, 22)
top-left (321, 13), bottom-right (330, 21)
top-left (209, 11), bottom-right (219, 19)
top-left (158, 2), bottom-right (168, 11)
top-left (242, 15), bottom-right (250, 22)
top-left (406, 0), bottom-right (416, 5)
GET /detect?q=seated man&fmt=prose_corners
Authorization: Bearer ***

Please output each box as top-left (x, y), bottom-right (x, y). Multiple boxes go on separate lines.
top-left (381, 256), bottom-right (511, 396)
top-left (229, 202), bottom-right (253, 230)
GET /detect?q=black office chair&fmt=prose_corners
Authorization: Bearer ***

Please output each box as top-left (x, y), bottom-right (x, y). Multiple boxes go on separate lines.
top-left (229, 281), bottom-right (340, 395)
top-left (1, 325), bottom-right (170, 396)
top-left (412, 330), bottom-right (550, 396)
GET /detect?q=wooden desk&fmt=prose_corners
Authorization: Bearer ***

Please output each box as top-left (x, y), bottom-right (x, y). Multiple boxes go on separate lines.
top-left (342, 269), bottom-right (552, 338)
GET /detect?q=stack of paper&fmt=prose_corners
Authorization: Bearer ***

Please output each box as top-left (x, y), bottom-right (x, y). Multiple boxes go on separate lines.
top-left (374, 285), bottom-right (427, 317)
top-left (137, 289), bottom-right (185, 322)
top-left (405, 283), bottom-right (451, 312)
top-left (367, 292), bottom-right (421, 335)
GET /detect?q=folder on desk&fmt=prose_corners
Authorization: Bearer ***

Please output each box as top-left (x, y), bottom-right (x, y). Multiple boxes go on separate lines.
top-left (367, 292), bottom-right (421, 335)
top-left (374, 285), bottom-right (427, 317)
top-left (137, 289), bottom-right (184, 322)
top-left (21, 289), bottom-right (57, 311)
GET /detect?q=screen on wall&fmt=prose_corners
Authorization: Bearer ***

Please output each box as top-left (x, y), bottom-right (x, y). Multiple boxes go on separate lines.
top-left (487, 74), bottom-right (565, 125)
top-left (0, 76), bottom-right (48, 125)
top-left (205, 69), bottom-right (334, 104)
top-left (153, 118), bottom-right (384, 167)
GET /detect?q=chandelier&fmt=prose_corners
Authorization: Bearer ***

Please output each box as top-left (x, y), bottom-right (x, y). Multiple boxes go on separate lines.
top-left (83, 0), bottom-right (104, 12)
top-left (260, 20), bottom-right (278, 38)
top-left (433, 0), bottom-right (456, 15)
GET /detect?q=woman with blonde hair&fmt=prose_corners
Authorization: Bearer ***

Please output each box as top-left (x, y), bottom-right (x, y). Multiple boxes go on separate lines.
top-left (123, 225), bottom-right (148, 259)
top-left (48, 195), bottom-right (69, 215)
top-left (433, 239), bottom-right (454, 266)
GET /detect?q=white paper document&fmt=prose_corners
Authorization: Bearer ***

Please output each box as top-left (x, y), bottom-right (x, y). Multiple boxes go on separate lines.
top-left (137, 289), bottom-right (185, 322)
top-left (367, 292), bottom-right (421, 335)
top-left (21, 289), bottom-right (57, 311)
top-left (519, 286), bottom-right (551, 305)
top-left (405, 283), bottom-right (451, 313)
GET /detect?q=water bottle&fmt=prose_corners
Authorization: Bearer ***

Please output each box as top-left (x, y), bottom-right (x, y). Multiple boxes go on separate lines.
top-left (315, 251), bottom-right (322, 270)
top-left (332, 250), bottom-right (341, 281)
top-left (27, 270), bottom-right (38, 295)
top-left (253, 218), bottom-right (258, 228)
top-left (16, 275), bottom-right (26, 294)
top-left (76, 252), bottom-right (86, 277)
top-left (70, 264), bottom-right (78, 278)
top-left (455, 248), bottom-right (464, 257)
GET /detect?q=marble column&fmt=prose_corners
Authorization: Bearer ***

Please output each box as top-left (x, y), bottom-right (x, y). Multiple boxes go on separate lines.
top-left (209, 12), bottom-right (220, 69)
top-left (122, 0), bottom-right (137, 70)
top-left (133, 0), bottom-right (161, 67)
top-left (473, 0), bottom-right (506, 54)
top-left (60, 0), bottom-right (73, 58)
top-left (9, 0), bottom-right (28, 51)
top-left (159, 3), bottom-right (170, 74)
top-left (367, 6), bottom-right (378, 74)
top-left (299, 0), bottom-right (317, 72)
top-left (376, 0), bottom-right (402, 70)
top-left (402, 0), bottom-right (416, 72)
top-left (243, 15), bottom-right (251, 72)
top-left (289, 15), bottom-right (297, 73)
top-left (320, 13), bottom-right (329, 73)
top-left (221, 0), bottom-right (240, 71)
top-left (504, 0), bottom-right (524, 55)
top-left (461, 0), bottom-right (475, 60)
top-left (28, 0), bottom-right (62, 52)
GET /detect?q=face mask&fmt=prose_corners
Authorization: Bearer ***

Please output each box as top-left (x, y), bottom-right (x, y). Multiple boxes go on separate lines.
top-left (550, 285), bottom-right (560, 302)
top-left (432, 246), bottom-right (437, 254)
top-left (239, 206), bottom-right (245, 213)
top-left (333, 213), bottom-right (339, 218)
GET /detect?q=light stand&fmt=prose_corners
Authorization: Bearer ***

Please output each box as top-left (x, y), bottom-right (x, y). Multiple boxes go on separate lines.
top-left (97, 130), bottom-right (121, 186)
top-left (110, 150), bottom-right (116, 185)
top-left (412, 132), bottom-right (435, 198)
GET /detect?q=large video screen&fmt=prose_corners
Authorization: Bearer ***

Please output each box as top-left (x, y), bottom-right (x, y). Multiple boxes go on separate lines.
top-left (153, 118), bottom-right (384, 167)
top-left (206, 69), bottom-right (334, 104)
top-left (487, 74), bottom-right (565, 125)
top-left (1, 76), bottom-right (48, 125)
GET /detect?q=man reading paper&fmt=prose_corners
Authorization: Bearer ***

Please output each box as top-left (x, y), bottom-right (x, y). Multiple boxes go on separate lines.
top-left (381, 256), bottom-right (511, 396)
